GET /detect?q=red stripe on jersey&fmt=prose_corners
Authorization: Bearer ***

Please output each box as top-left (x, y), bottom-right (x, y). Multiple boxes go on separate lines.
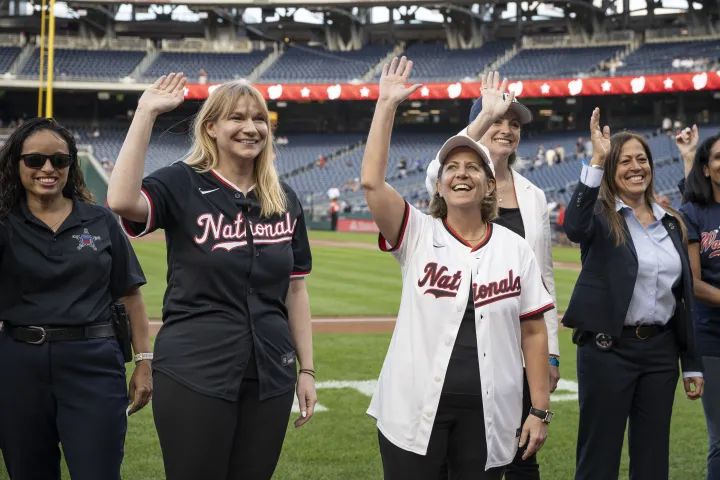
top-left (378, 201), bottom-right (410, 252)
top-left (520, 303), bottom-right (555, 320)
top-left (290, 271), bottom-right (310, 278)
top-left (120, 188), bottom-right (154, 238)
top-left (443, 219), bottom-right (493, 251)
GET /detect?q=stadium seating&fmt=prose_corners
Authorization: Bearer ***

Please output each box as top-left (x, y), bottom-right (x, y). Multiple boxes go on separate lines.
top-left (66, 121), bottom-right (364, 178)
top-left (260, 45), bottom-right (394, 83)
top-left (397, 42), bottom-right (513, 81)
top-left (142, 50), bottom-right (270, 83)
top-left (66, 117), bottom-right (720, 216)
top-left (20, 48), bottom-right (146, 80)
top-left (616, 39), bottom-right (720, 76)
top-left (275, 134), bottom-right (365, 175)
top-left (0, 46), bottom-right (21, 74)
top-left (499, 46), bottom-right (625, 79)
top-left (284, 132), bottom-right (448, 197)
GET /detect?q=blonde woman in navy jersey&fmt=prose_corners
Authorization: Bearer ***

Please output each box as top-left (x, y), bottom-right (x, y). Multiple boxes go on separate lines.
top-left (107, 73), bottom-right (317, 480)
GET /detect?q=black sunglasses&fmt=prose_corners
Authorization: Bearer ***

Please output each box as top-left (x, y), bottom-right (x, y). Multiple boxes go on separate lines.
top-left (19, 153), bottom-right (73, 170)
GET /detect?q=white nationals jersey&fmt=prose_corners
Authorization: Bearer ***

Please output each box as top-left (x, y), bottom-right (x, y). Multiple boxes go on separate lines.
top-left (366, 202), bottom-right (554, 469)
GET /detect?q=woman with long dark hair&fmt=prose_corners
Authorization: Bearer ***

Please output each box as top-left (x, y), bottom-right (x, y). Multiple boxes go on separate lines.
top-left (563, 108), bottom-right (704, 480)
top-left (0, 118), bottom-right (152, 480)
top-left (679, 131), bottom-right (720, 480)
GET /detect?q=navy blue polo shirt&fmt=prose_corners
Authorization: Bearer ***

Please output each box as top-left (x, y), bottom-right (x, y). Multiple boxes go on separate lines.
top-left (0, 197), bottom-right (146, 327)
top-left (119, 162), bottom-right (313, 402)
top-left (680, 200), bottom-right (720, 357)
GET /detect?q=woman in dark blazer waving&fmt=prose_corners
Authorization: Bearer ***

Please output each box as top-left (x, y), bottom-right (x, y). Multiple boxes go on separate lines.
top-left (562, 108), bottom-right (704, 480)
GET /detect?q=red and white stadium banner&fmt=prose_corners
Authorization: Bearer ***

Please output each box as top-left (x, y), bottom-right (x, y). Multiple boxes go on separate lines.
top-left (183, 70), bottom-right (720, 102)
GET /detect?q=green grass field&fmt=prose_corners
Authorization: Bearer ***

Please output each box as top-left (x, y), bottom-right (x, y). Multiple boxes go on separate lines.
top-left (0, 231), bottom-right (709, 480)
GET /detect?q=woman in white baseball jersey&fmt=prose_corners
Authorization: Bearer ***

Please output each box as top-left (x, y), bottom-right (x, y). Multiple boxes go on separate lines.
top-left (362, 56), bottom-right (554, 480)
top-left (426, 92), bottom-right (560, 480)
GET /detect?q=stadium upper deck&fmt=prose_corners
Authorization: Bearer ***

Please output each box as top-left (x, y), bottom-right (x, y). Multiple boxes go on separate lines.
top-left (1, 37), bottom-right (718, 85)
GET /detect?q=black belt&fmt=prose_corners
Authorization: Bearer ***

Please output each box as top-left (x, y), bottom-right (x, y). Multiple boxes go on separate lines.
top-left (1, 322), bottom-right (115, 345)
top-left (620, 324), bottom-right (669, 340)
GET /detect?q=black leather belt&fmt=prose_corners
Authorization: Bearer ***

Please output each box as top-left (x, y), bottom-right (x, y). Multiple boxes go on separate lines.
top-left (1, 322), bottom-right (115, 345)
top-left (620, 324), bottom-right (669, 340)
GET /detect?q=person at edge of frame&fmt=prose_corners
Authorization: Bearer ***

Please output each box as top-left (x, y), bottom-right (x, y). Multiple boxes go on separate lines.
top-left (363, 57), bottom-right (553, 480)
top-left (425, 88), bottom-right (561, 480)
top-left (106, 73), bottom-right (317, 480)
top-left (0, 117), bottom-right (153, 480)
top-left (676, 125), bottom-right (720, 480)
top-left (562, 108), bottom-right (704, 480)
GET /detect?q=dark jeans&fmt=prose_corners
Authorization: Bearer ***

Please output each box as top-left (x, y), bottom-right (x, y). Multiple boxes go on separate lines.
top-left (152, 370), bottom-right (295, 480)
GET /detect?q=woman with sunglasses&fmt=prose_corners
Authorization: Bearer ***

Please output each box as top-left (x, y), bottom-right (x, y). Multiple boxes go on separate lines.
top-left (0, 118), bottom-right (152, 480)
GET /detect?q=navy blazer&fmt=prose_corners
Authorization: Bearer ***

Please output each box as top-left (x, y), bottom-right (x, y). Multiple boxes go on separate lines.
top-left (562, 180), bottom-right (703, 373)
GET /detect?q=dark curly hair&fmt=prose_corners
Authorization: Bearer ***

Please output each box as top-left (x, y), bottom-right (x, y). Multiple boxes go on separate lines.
top-left (683, 132), bottom-right (720, 206)
top-left (0, 118), bottom-right (94, 220)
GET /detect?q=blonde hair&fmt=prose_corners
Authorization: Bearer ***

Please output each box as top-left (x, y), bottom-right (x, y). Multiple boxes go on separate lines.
top-left (184, 81), bottom-right (287, 218)
top-left (428, 161), bottom-right (498, 221)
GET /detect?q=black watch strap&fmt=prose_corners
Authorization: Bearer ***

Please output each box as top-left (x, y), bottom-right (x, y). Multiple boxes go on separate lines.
top-left (529, 407), bottom-right (553, 424)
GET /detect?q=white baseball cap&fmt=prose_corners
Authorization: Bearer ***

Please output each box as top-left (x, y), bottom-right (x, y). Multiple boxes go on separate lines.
top-left (425, 135), bottom-right (495, 198)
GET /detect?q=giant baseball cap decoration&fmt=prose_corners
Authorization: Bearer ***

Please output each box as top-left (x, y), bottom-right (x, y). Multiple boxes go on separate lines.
top-left (425, 135), bottom-right (495, 198)
top-left (469, 92), bottom-right (533, 125)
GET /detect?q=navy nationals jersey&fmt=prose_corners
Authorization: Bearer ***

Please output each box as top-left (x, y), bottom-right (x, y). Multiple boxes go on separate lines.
top-left (680, 201), bottom-right (720, 357)
top-left (121, 161), bottom-right (312, 401)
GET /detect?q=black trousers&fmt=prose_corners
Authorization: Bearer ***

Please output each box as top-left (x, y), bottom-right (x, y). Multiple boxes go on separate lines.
top-left (575, 330), bottom-right (679, 480)
top-left (152, 370), bottom-right (295, 480)
top-left (438, 371), bottom-right (538, 480)
top-left (0, 329), bottom-right (128, 480)
top-left (379, 395), bottom-right (506, 480)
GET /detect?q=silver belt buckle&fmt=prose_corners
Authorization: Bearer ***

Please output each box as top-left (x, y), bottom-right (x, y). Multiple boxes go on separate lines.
top-left (27, 326), bottom-right (47, 345)
top-left (595, 333), bottom-right (613, 351)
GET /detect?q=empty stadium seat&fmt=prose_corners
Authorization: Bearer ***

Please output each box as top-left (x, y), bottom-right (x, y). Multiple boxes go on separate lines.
top-left (500, 46), bottom-right (624, 79)
top-left (0, 46), bottom-right (21, 74)
top-left (616, 39), bottom-right (720, 76)
top-left (20, 49), bottom-right (146, 80)
top-left (142, 50), bottom-right (269, 83)
top-left (397, 42), bottom-right (513, 81)
top-left (261, 45), bottom-right (394, 83)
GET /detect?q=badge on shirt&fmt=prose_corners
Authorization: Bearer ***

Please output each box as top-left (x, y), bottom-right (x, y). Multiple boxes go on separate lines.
top-left (281, 351), bottom-right (296, 367)
top-left (72, 228), bottom-right (101, 251)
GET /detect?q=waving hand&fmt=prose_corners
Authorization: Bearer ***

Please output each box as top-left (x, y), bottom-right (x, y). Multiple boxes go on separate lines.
top-left (378, 57), bottom-right (422, 106)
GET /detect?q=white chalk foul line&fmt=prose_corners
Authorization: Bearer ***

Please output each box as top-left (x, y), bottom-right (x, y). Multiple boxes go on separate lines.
top-left (149, 318), bottom-right (395, 328)
top-left (292, 379), bottom-right (578, 413)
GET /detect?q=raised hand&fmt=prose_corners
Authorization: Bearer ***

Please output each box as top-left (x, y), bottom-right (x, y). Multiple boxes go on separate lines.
top-left (479, 71), bottom-right (515, 120)
top-left (676, 124), bottom-right (699, 160)
top-left (138, 73), bottom-right (187, 116)
top-left (378, 57), bottom-right (422, 106)
top-left (589, 107), bottom-right (611, 165)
